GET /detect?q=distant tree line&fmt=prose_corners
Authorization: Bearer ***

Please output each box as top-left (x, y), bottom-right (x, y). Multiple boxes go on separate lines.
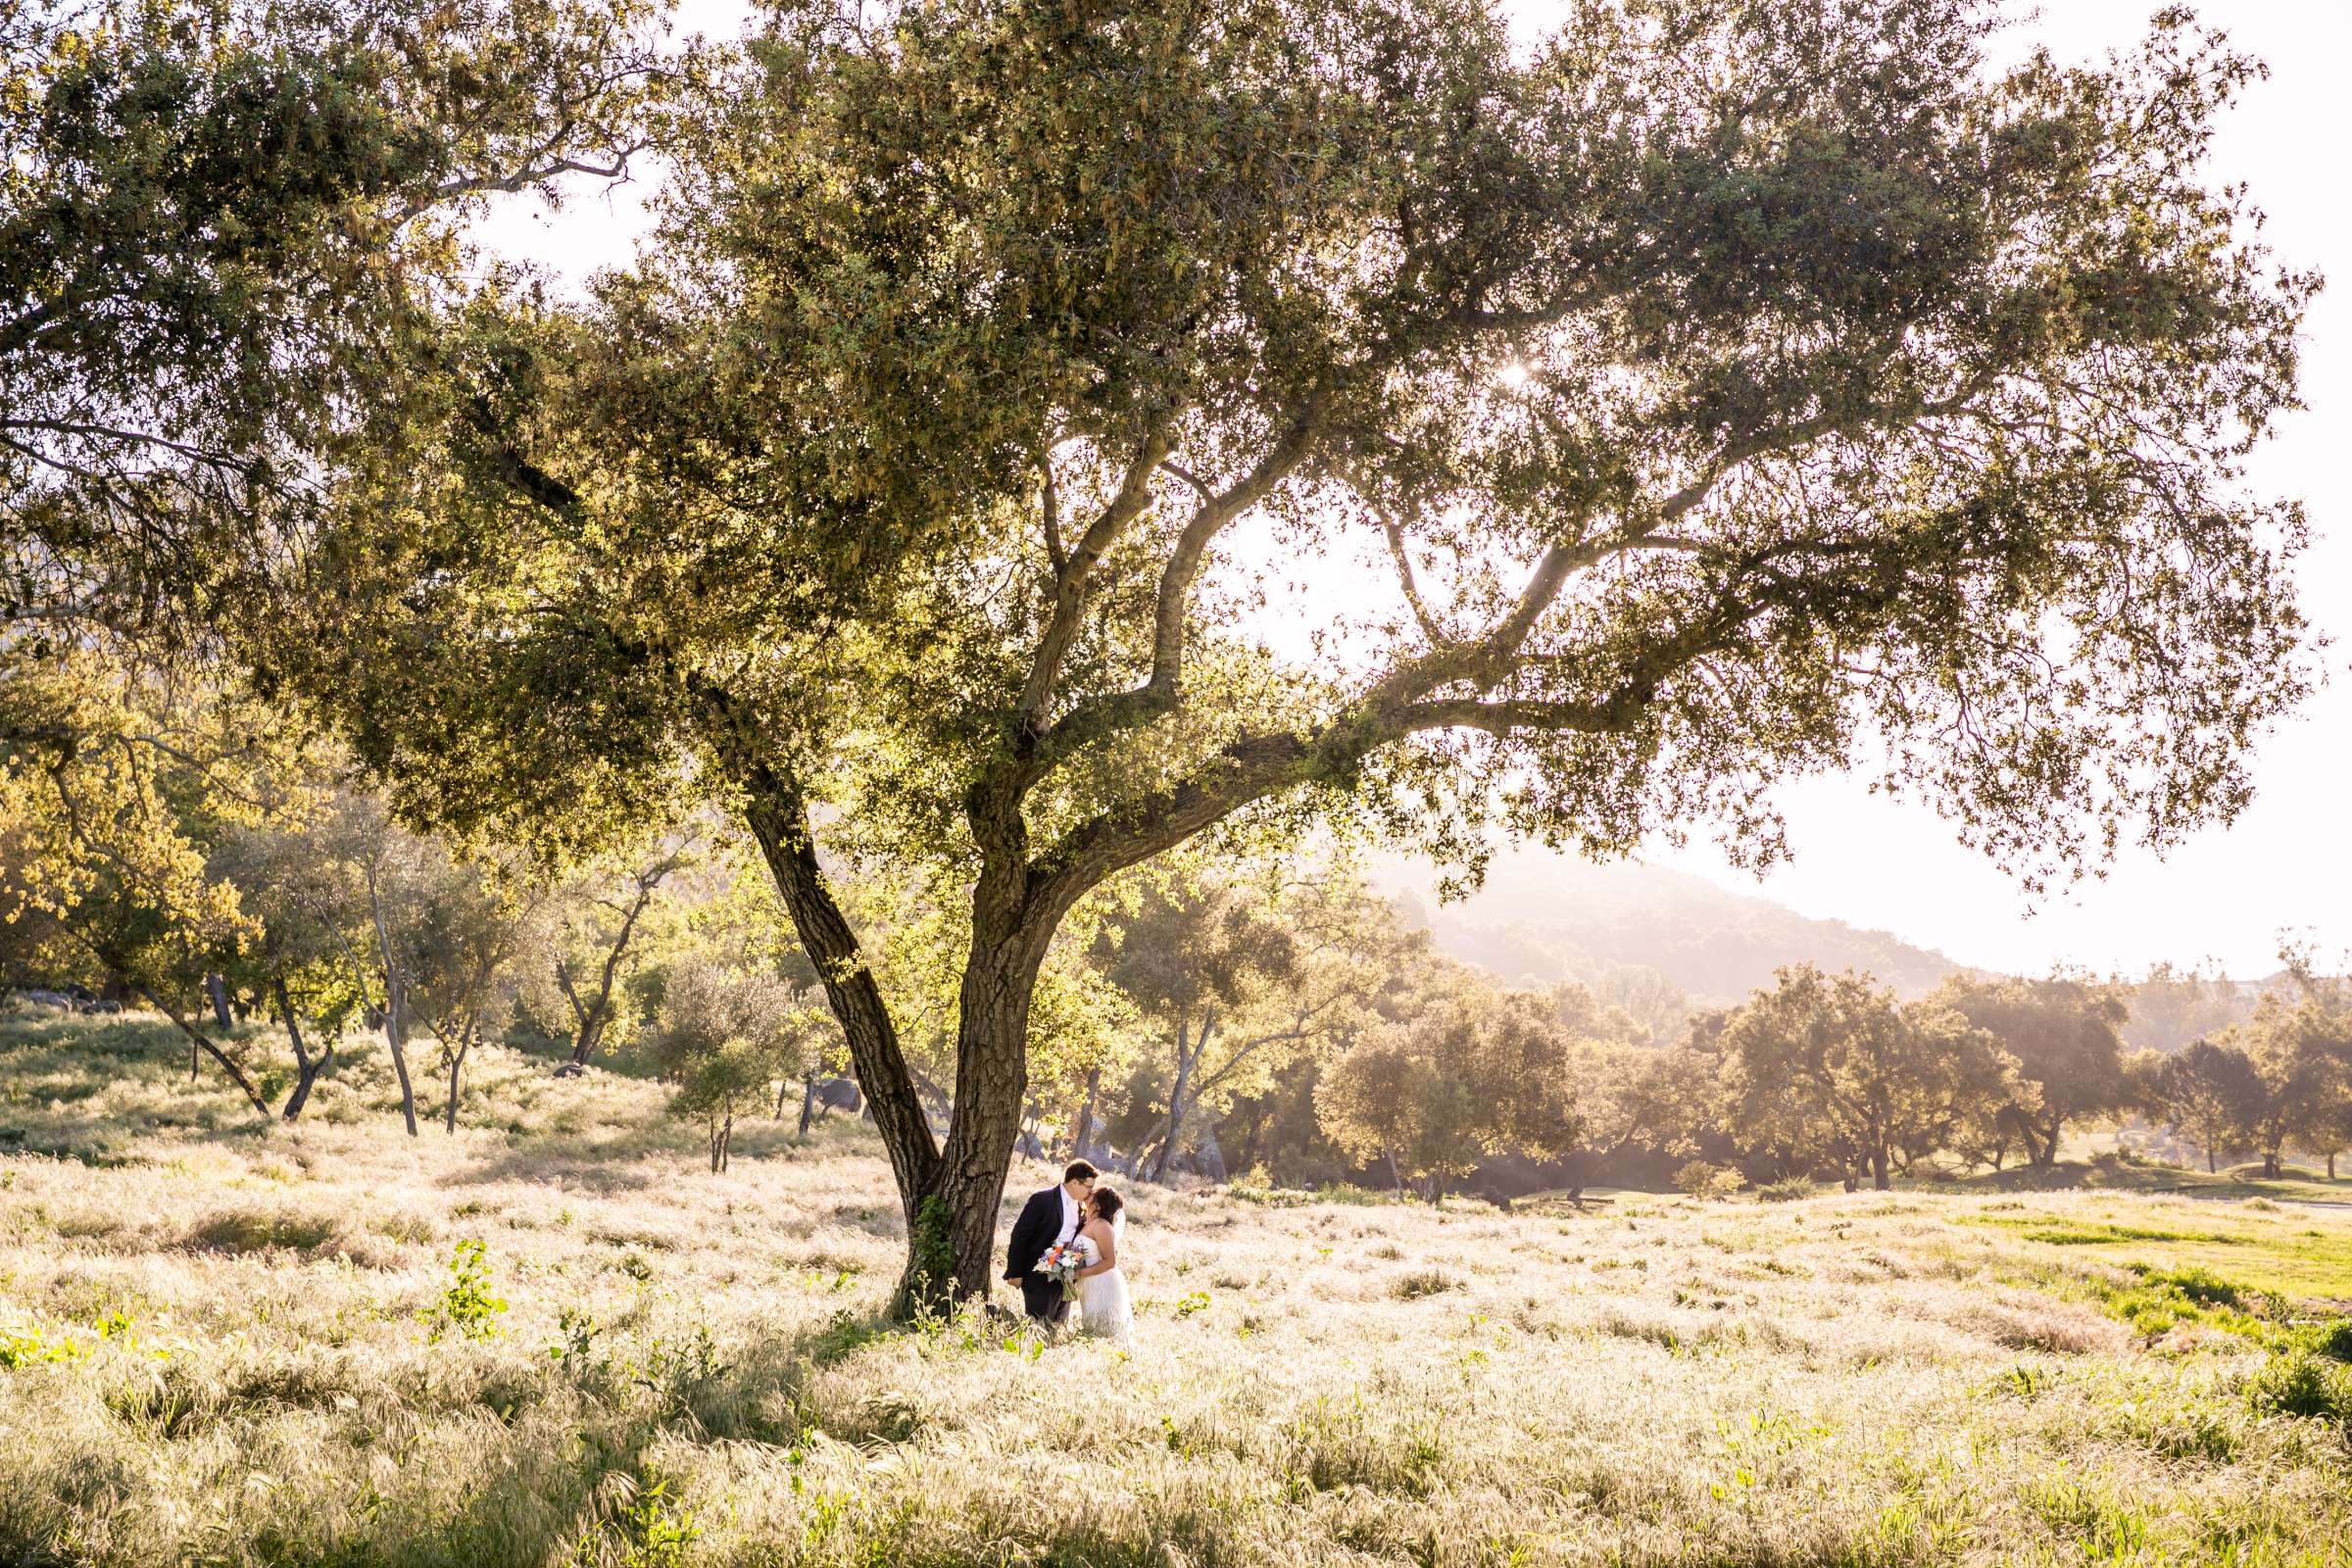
top-left (9, 700), bottom-right (2342, 1197)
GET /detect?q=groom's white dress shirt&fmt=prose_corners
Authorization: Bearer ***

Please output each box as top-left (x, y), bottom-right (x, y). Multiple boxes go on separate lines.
top-left (1055, 1187), bottom-right (1080, 1248)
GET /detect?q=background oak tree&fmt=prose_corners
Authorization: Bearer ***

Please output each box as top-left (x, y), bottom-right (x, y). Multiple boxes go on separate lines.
top-left (1934, 974), bottom-right (2137, 1169)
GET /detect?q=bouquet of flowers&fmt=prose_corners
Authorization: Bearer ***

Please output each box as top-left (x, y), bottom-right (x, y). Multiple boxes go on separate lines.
top-left (1034, 1240), bottom-right (1085, 1301)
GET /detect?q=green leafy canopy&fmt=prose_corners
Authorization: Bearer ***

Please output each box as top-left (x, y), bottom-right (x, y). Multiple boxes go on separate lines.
top-left (193, 0), bottom-right (2322, 1297)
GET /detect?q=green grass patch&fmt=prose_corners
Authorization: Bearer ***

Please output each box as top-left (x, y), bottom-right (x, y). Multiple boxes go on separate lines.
top-left (1966, 1206), bottom-right (2352, 1302)
top-left (2247, 1353), bottom-right (2352, 1430)
top-left (2019, 1221), bottom-right (2231, 1247)
top-left (1940, 1152), bottom-right (2352, 1207)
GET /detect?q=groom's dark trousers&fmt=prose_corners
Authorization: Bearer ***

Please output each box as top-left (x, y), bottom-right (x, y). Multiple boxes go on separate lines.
top-left (1004, 1186), bottom-right (1070, 1325)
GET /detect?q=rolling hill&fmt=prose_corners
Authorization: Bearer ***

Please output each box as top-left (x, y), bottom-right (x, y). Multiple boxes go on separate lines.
top-left (1384, 849), bottom-right (1972, 1007)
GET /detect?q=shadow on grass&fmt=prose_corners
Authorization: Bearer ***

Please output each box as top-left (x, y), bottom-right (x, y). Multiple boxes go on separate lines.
top-left (440, 1138), bottom-right (672, 1193)
top-left (1922, 1155), bottom-right (2352, 1206)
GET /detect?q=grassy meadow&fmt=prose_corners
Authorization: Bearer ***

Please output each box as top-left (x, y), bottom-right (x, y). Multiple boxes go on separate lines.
top-left (5, 1010), bottom-right (2352, 1567)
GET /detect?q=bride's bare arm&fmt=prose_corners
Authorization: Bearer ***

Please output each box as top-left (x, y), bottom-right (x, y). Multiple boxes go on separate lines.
top-left (1076, 1221), bottom-right (1117, 1278)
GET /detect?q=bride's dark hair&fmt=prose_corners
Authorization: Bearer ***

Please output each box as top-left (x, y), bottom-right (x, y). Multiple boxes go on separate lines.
top-left (1090, 1187), bottom-right (1124, 1223)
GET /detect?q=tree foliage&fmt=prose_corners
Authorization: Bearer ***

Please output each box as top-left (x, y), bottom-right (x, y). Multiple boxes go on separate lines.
top-left (1933, 974), bottom-right (2135, 1167)
top-left (1718, 965), bottom-right (2021, 1189)
top-left (2153, 1038), bottom-right (2266, 1174)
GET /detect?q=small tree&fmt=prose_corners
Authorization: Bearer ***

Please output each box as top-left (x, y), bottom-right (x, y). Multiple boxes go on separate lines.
top-left (1319, 984), bottom-right (1557, 1201)
top-left (1513, 1036), bottom-right (1719, 1202)
top-left (1094, 879), bottom-right (1298, 1180)
top-left (399, 848), bottom-right (552, 1134)
top-left (2303, 1054), bottom-right (2352, 1183)
top-left (1098, 871), bottom-right (1411, 1179)
top-left (2228, 995), bottom-right (2351, 1180)
top-left (212, 813), bottom-right (379, 1121)
top-left (545, 838), bottom-right (696, 1065)
top-left (674, 1038), bottom-right (770, 1173)
top-left (649, 957), bottom-right (822, 1172)
top-left (2154, 1039), bottom-right (2266, 1174)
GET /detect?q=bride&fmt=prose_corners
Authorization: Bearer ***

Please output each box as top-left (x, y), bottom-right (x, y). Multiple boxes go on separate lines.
top-left (1070, 1187), bottom-right (1133, 1347)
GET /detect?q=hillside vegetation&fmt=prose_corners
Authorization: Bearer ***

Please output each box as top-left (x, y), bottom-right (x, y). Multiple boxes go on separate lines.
top-left (1390, 852), bottom-right (1968, 1004)
top-left (5, 1016), bottom-right (2351, 1567)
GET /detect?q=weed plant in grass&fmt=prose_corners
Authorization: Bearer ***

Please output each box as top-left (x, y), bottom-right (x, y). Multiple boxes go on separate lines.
top-left (3, 1012), bottom-right (2351, 1565)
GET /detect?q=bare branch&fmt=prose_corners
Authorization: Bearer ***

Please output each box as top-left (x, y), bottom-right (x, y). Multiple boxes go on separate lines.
top-left (1379, 505), bottom-right (1449, 648)
top-left (1022, 401), bottom-right (1323, 771)
top-left (1157, 460), bottom-right (1213, 501)
top-left (1009, 428), bottom-right (1174, 734)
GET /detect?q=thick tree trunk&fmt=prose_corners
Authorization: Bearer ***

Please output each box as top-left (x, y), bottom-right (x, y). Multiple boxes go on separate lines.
top-left (925, 928), bottom-right (1051, 1310)
top-left (443, 1034), bottom-right (469, 1134)
top-left (2262, 1151), bottom-right (2281, 1179)
top-left (144, 987), bottom-right (271, 1116)
top-left (2041, 1118), bottom-right (2064, 1167)
top-left (2206, 1141), bottom-right (2218, 1174)
top-left (744, 778), bottom-right (946, 1304)
top-left (1386, 1149), bottom-right (1403, 1194)
top-left (366, 868), bottom-right (419, 1137)
top-left (273, 977), bottom-right (332, 1121)
top-left (568, 1011), bottom-right (604, 1066)
top-left (798, 1076), bottom-right (818, 1137)
top-left (206, 972), bottom-right (234, 1033)
top-left (1871, 1145), bottom-right (1890, 1191)
top-left (2330, 1152), bottom-right (2338, 1181)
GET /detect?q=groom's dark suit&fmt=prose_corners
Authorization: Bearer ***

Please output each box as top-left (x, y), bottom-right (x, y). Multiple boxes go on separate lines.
top-left (1004, 1185), bottom-right (1073, 1324)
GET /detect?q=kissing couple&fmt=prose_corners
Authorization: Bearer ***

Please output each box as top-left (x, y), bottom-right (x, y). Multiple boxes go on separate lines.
top-left (1003, 1158), bottom-right (1133, 1347)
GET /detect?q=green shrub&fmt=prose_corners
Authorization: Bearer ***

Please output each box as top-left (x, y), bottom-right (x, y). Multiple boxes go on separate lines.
top-left (2306, 1319), bottom-right (2352, 1362)
top-left (1226, 1169), bottom-right (1312, 1207)
top-left (417, 1239), bottom-right (507, 1344)
top-left (1313, 1183), bottom-right (1399, 1206)
top-left (2248, 1353), bottom-right (2352, 1429)
top-left (2142, 1266), bottom-right (2247, 1310)
top-left (1757, 1176), bottom-right (1817, 1202)
top-left (1673, 1161), bottom-right (1743, 1200)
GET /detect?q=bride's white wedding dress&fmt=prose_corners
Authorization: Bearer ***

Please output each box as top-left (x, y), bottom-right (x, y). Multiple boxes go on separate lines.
top-left (1071, 1230), bottom-right (1133, 1347)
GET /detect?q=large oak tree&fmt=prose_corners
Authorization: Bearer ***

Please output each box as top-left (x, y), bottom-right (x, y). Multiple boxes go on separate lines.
top-left (247, 0), bottom-right (2313, 1307)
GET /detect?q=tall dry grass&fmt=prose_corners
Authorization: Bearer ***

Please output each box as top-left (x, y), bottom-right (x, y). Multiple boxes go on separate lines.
top-left (3, 1010), bottom-right (2348, 1565)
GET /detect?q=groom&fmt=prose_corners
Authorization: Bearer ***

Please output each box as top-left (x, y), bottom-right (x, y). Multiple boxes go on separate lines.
top-left (1004, 1158), bottom-right (1096, 1325)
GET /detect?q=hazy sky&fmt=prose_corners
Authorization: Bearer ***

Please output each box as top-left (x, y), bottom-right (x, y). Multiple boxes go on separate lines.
top-left (475, 1), bottom-right (2348, 979)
